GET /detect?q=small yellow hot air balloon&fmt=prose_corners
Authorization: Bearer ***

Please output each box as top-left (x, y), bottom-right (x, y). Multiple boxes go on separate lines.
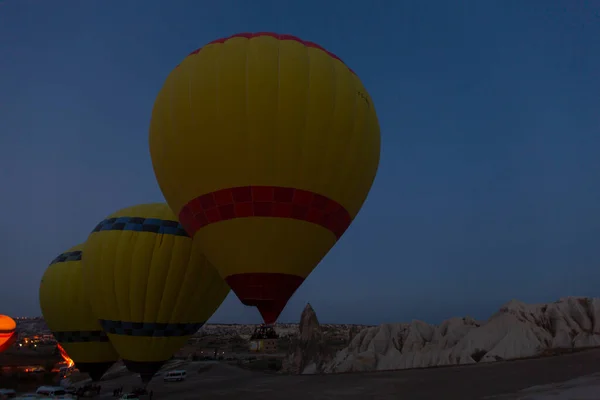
top-left (39, 245), bottom-right (119, 381)
top-left (149, 32), bottom-right (380, 324)
top-left (82, 203), bottom-right (230, 383)
top-left (0, 315), bottom-right (16, 353)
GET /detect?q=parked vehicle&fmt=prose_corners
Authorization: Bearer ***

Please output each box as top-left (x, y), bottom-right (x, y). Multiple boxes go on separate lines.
top-left (36, 385), bottom-right (73, 398)
top-left (0, 388), bottom-right (16, 398)
top-left (163, 369), bottom-right (187, 382)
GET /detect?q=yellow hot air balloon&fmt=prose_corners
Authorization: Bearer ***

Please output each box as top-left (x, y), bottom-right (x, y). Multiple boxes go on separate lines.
top-left (82, 203), bottom-right (230, 383)
top-left (39, 245), bottom-right (119, 381)
top-left (149, 32), bottom-right (380, 324)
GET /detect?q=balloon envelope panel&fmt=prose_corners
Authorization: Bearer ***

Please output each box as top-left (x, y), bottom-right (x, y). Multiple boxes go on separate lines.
top-left (39, 244), bottom-right (119, 380)
top-left (83, 203), bottom-right (230, 382)
top-left (149, 32), bottom-right (380, 323)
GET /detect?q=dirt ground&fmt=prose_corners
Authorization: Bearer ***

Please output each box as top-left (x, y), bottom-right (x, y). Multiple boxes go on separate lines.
top-left (88, 348), bottom-right (600, 400)
top-left (0, 348), bottom-right (60, 366)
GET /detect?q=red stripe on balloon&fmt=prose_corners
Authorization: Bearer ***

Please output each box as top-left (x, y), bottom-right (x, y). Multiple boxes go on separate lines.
top-left (225, 273), bottom-right (306, 325)
top-left (178, 32), bottom-right (356, 75)
top-left (178, 186), bottom-right (352, 239)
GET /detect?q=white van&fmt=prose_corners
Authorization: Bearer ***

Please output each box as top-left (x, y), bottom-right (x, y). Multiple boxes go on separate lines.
top-left (36, 386), bottom-right (71, 398)
top-left (163, 369), bottom-right (187, 382)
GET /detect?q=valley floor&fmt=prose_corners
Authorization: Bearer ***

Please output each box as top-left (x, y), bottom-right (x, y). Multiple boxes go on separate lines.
top-left (94, 348), bottom-right (600, 400)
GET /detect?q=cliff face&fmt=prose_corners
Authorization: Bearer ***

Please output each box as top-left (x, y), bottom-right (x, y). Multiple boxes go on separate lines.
top-left (324, 297), bottom-right (600, 373)
top-left (282, 303), bottom-right (333, 374)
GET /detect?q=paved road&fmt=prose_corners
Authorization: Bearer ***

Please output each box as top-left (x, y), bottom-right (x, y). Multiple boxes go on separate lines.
top-left (96, 349), bottom-right (600, 400)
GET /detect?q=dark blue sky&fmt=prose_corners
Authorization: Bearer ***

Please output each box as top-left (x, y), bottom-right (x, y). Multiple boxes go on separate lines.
top-left (1, 1), bottom-right (599, 325)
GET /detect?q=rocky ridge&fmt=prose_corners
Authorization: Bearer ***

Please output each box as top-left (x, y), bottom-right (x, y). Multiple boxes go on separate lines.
top-left (323, 297), bottom-right (600, 373)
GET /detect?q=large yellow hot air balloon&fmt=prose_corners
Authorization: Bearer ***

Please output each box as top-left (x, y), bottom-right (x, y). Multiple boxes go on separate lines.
top-left (82, 203), bottom-right (230, 383)
top-left (39, 244), bottom-right (119, 381)
top-left (0, 315), bottom-right (16, 353)
top-left (149, 32), bottom-right (380, 324)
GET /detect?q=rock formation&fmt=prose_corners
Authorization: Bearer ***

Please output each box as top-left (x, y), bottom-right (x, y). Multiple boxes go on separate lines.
top-left (282, 303), bottom-right (332, 374)
top-left (324, 297), bottom-right (600, 373)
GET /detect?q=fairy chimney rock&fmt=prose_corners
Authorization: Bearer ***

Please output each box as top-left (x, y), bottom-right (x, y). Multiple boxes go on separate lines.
top-left (282, 303), bottom-right (329, 374)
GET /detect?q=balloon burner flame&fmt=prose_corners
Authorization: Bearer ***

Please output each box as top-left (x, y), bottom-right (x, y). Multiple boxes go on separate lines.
top-left (57, 343), bottom-right (75, 368)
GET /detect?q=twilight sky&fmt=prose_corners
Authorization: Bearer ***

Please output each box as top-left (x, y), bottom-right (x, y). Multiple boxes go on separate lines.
top-left (1, 1), bottom-right (599, 325)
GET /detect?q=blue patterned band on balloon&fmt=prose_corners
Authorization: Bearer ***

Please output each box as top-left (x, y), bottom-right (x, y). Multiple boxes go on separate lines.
top-left (99, 320), bottom-right (204, 337)
top-left (52, 330), bottom-right (110, 343)
top-left (49, 251), bottom-right (82, 265)
top-left (91, 216), bottom-right (189, 237)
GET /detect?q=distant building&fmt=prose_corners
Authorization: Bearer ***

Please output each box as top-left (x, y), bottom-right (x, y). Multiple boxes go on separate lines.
top-left (174, 345), bottom-right (226, 360)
